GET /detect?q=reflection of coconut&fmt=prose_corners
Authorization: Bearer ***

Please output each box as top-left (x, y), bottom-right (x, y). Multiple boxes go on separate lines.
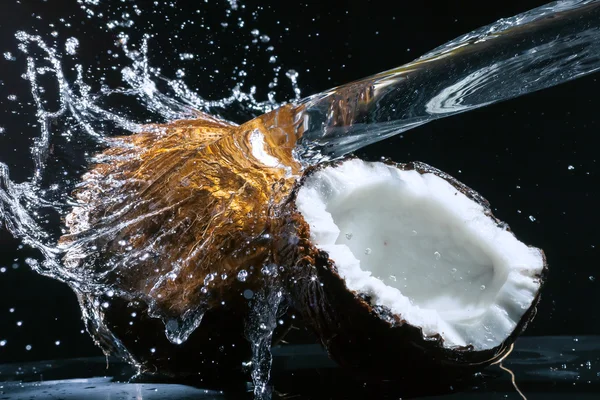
top-left (274, 158), bottom-right (546, 380)
top-left (59, 108), bottom-right (301, 379)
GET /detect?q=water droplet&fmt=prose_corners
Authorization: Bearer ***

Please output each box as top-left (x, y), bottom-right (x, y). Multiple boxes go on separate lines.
top-left (364, 248), bottom-right (372, 255)
top-left (451, 268), bottom-right (457, 274)
top-left (25, 345), bottom-right (32, 351)
top-left (65, 37), bottom-right (79, 55)
top-left (243, 289), bottom-right (254, 299)
top-left (0, 340), bottom-right (6, 346)
top-left (237, 270), bottom-right (248, 282)
top-left (480, 285), bottom-right (486, 290)
top-left (204, 273), bottom-right (216, 285)
top-left (150, 347), bottom-right (156, 353)
top-left (411, 230), bottom-right (418, 236)
top-left (178, 53), bottom-right (194, 60)
top-left (434, 251), bottom-right (441, 260)
top-left (16, 321), bottom-right (22, 327)
top-left (285, 69), bottom-right (298, 80)
top-left (9, 308), bottom-right (15, 313)
top-left (55, 340), bottom-right (61, 346)
top-left (261, 265), bottom-right (275, 276)
top-left (0, 267), bottom-right (5, 273)
top-left (345, 232), bottom-right (353, 240)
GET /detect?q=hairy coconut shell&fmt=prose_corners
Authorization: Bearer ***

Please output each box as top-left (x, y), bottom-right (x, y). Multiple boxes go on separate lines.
top-left (59, 107), bottom-right (302, 378)
top-left (272, 159), bottom-right (548, 381)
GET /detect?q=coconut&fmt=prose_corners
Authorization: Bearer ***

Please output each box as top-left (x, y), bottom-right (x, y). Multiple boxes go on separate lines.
top-left (59, 107), bottom-right (302, 380)
top-left (60, 101), bottom-right (546, 383)
top-left (273, 158), bottom-right (547, 380)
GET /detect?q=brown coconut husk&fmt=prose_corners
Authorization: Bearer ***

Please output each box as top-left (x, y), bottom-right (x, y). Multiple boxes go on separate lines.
top-left (59, 106), bottom-right (303, 379)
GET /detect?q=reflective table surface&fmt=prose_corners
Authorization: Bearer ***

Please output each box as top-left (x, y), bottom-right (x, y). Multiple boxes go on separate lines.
top-left (0, 336), bottom-right (598, 399)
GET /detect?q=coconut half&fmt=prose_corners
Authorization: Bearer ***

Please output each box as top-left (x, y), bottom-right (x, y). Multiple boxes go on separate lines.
top-left (275, 158), bottom-right (546, 379)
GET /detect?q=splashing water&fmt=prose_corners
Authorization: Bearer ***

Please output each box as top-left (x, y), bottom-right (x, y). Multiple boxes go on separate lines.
top-left (244, 268), bottom-right (285, 398)
top-left (1, 1), bottom-right (303, 274)
top-left (0, 0), bottom-right (302, 392)
top-left (291, 0), bottom-right (600, 162)
top-left (1, 0), bottom-right (600, 397)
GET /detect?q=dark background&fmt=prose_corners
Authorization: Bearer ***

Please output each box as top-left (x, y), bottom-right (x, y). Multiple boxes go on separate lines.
top-left (0, 0), bottom-right (598, 365)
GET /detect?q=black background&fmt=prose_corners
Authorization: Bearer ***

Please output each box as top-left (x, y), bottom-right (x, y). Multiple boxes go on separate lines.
top-left (0, 0), bottom-right (598, 365)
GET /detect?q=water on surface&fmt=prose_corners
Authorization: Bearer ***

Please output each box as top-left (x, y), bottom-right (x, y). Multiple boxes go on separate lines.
top-left (0, 336), bottom-right (599, 399)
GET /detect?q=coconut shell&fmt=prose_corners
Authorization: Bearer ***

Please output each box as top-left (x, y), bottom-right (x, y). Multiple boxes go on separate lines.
top-left (272, 159), bottom-right (548, 382)
top-left (59, 107), bottom-right (302, 379)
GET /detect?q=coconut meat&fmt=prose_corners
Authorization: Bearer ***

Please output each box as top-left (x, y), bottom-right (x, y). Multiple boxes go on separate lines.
top-left (295, 159), bottom-right (544, 350)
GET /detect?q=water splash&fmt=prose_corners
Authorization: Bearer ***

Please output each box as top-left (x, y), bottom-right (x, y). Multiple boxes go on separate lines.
top-left (0, 2), bottom-right (302, 386)
top-left (292, 0), bottom-right (600, 162)
top-left (0, 0), bottom-right (599, 396)
top-left (0, 0), bottom-right (303, 271)
top-left (244, 274), bottom-right (284, 399)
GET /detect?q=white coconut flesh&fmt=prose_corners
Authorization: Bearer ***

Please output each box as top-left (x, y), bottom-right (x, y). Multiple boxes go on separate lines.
top-left (295, 159), bottom-right (545, 350)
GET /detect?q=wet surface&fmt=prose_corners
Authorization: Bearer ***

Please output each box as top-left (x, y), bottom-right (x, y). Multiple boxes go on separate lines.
top-left (0, 336), bottom-right (598, 399)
